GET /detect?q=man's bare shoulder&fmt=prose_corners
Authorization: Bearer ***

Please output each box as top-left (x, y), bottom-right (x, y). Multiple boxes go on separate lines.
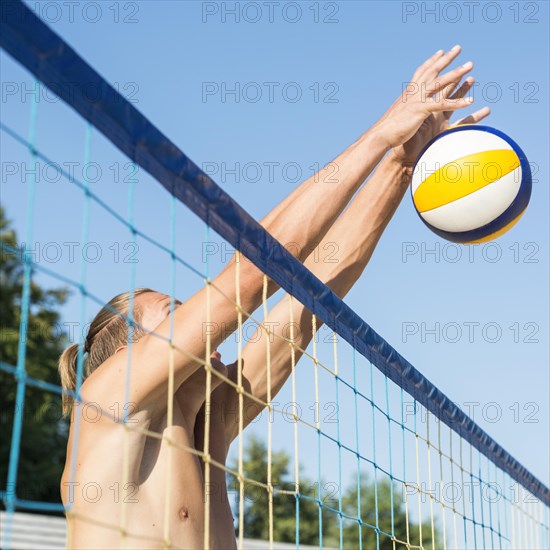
top-left (80, 349), bottom-right (127, 407)
top-left (82, 342), bottom-right (167, 426)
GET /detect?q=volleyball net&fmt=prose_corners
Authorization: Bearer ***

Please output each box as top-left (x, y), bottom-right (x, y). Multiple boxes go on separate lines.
top-left (1, 1), bottom-right (549, 548)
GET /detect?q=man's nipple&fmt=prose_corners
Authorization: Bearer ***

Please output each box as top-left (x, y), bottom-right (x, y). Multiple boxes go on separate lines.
top-left (178, 507), bottom-right (189, 521)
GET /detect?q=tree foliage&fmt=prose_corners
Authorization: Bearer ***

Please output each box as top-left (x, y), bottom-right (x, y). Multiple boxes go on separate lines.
top-left (230, 435), bottom-right (443, 548)
top-left (0, 205), bottom-right (69, 508)
top-left (334, 475), bottom-right (443, 549)
top-left (228, 435), bottom-right (328, 543)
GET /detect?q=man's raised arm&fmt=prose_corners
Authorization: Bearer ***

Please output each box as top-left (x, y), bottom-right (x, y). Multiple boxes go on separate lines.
top-left (221, 46), bottom-right (490, 438)
top-left (88, 46), bottom-right (478, 416)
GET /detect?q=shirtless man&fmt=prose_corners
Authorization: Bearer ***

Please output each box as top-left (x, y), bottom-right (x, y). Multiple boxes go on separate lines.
top-left (58, 46), bottom-right (488, 549)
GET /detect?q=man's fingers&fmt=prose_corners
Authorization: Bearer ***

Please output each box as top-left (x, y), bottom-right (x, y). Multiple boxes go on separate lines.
top-left (422, 44), bottom-right (463, 81)
top-left (453, 106), bottom-right (491, 126)
top-left (412, 49), bottom-right (444, 81)
top-left (450, 77), bottom-right (475, 100)
top-left (430, 95), bottom-right (474, 113)
top-left (430, 45), bottom-right (463, 75)
top-left (425, 62), bottom-right (473, 96)
top-left (431, 82), bottom-right (454, 106)
top-left (442, 78), bottom-right (475, 119)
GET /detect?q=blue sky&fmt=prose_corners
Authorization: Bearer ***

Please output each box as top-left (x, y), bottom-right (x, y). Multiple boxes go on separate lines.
top-left (1, 0), bottom-right (548, 515)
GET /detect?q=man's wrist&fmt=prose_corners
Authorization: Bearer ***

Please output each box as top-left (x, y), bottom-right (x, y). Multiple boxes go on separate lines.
top-left (388, 148), bottom-right (413, 168)
top-left (361, 122), bottom-right (392, 157)
top-left (386, 149), bottom-right (415, 186)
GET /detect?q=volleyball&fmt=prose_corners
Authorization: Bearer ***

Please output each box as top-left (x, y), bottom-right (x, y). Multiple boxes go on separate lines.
top-left (410, 125), bottom-right (532, 243)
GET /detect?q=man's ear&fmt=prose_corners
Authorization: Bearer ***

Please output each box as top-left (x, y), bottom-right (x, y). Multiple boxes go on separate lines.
top-left (115, 345), bottom-right (127, 354)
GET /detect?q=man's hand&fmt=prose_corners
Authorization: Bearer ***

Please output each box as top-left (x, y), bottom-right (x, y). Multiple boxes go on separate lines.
top-left (375, 45), bottom-right (490, 165)
top-left (390, 75), bottom-right (491, 167)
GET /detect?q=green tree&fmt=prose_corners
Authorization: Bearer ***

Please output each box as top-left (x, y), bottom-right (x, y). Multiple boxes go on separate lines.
top-left (0, 205), bottom-right (69, 509)
top-left (330, 476), bottom-right (443, 549)
top-left (231, 436), bottom-right (444, 548)
top-left (228, 435), bottom-right (335, 544)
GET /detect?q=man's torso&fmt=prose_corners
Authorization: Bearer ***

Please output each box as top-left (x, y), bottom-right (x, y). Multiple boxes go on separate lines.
top-left (61, 385), bottom-right (236, 549)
